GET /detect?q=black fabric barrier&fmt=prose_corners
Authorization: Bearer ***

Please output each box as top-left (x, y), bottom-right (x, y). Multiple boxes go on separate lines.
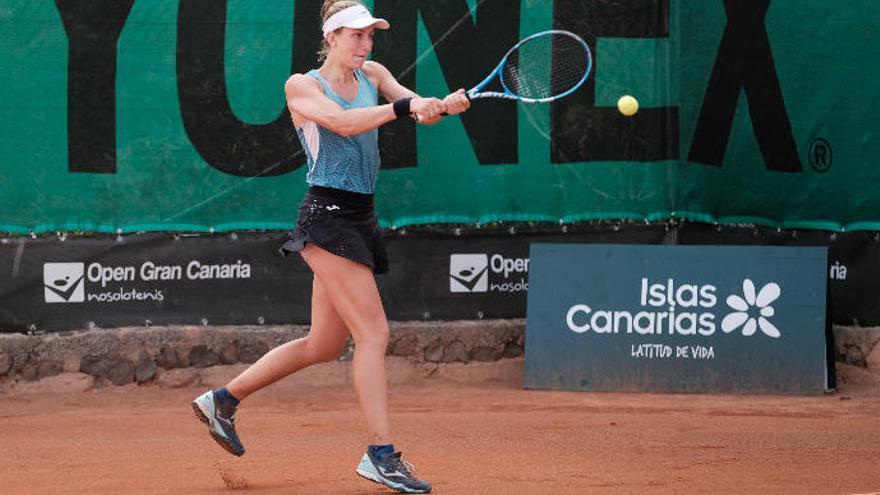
top-left (1, 233), bottom-right (310, 331)
top-left (0, 224), bottom-right (875, 332)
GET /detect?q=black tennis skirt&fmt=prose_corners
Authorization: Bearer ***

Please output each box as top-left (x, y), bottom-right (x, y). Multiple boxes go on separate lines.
top-left (279, 185), bottom-right (389, 274)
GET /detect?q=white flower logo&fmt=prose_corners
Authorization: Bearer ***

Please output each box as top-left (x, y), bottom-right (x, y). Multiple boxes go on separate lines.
top-left (721, 279), bottom-right (781, 338)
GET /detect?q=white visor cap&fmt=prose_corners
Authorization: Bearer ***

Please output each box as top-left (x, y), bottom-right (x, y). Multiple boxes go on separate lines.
top-left (322, 5), bottom-right (390, 37)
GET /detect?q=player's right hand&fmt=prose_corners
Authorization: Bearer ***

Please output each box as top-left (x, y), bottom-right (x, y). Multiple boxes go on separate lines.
top-left (441, 89), bottom-right (470, 115)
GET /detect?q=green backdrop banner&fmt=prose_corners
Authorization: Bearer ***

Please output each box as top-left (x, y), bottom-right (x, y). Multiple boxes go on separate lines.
top-left (1, 0), bottom-right (878, 234)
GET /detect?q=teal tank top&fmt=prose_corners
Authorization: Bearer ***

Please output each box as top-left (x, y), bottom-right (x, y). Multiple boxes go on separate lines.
top-left (296, 69), bottom-right (381, 194)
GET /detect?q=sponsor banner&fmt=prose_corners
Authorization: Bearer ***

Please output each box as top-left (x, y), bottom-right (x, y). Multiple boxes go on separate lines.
top-left (524, 244), bottom-right (828, 395)
top-left (0, 225), bottom-right (872, 334)
top-left (0, 233), bottom-right (312, 331)
top-left (0, 227), bottom-right (666, 332)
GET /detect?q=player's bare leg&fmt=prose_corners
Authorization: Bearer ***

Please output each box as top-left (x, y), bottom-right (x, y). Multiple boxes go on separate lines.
top-left (225, 276), bottom-right (349, 400)
top-left (299, 243), bottom-right (391, 443)
top-left (300, 244), bottom-right (431, 494)
top-left (192, 275), bottom-right (349, 456)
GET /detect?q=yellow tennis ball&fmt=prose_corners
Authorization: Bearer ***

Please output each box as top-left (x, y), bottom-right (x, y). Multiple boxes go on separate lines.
top-left (617, 95), bottom-right (639, 117)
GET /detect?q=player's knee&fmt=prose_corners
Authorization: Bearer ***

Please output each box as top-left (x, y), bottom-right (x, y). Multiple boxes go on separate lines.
top-left (352, 325), bottom-right (389, 351)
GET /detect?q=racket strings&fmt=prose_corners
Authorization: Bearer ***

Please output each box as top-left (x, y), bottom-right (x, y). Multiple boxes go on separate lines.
top-left (501, 33), bottom-right (589, 100)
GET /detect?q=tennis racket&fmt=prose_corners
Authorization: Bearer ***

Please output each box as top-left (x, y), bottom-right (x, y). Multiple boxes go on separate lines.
top-left (452, 30), bottom-right (592, 106)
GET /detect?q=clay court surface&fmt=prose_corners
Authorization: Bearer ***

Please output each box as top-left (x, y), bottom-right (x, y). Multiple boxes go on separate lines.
top-left (2, 358), bottom-right (879, 495)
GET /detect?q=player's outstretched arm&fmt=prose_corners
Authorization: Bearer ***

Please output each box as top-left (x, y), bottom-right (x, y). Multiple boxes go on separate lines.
top-left (285, 74), bottom-right (441, 136)
top-left (364, 61), bottom-right (468, 124)
top-left (286, 74), bottom-right (393, 136)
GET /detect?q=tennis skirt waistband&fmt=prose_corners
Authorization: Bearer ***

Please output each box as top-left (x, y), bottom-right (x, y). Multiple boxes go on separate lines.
top-left (307, 185), bottom-right (374, 207)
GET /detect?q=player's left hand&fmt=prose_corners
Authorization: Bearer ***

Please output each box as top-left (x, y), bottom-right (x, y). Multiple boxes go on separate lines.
top-left (441, 89), bottom-right (470, 115)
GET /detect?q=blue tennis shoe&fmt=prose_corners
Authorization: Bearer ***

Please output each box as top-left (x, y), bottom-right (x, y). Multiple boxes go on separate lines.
top-left (192, 390), bottom-right (246, 457)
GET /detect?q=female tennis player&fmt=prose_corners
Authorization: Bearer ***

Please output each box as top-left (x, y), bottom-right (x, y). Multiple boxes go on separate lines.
top-left (192, 1), bottom-right (469, 493)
